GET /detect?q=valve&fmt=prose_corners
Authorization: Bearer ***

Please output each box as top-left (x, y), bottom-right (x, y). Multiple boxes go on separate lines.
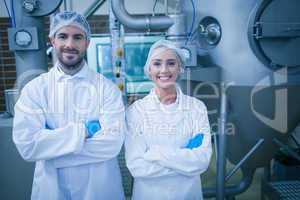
top-left (23, 0), bottom-right (38, 13)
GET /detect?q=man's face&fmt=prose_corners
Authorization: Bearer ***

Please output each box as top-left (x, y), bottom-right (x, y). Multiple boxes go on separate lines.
top-left (50, 25), bottom-right (90, 70)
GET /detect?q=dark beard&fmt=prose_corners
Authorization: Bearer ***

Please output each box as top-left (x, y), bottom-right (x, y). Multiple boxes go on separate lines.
top-left (58, 58), bottom-right (85, 75)
top-left (59, 57), bottom-right (83, 70)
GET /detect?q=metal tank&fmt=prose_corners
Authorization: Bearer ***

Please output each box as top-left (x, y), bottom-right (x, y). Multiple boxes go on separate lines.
top-left (181, 0), bottom-right (300, 169)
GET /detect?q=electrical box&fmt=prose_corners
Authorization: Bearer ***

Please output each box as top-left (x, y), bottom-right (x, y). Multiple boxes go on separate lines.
top-left (8, 27), bottom-right (39, 51)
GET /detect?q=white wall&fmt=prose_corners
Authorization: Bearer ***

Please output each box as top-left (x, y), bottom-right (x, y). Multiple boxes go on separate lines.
top-left (0, 0), bottom-right (178, 17)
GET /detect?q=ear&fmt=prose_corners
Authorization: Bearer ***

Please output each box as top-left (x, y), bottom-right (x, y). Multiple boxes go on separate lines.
top-left (179, 65), bottom-right (184, 73)
top-left (86, 39), bottom-right (90, 48)
top-left (50, 37), bottom-right (55, 46)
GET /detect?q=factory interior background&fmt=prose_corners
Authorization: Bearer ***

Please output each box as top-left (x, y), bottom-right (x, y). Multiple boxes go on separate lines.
top-left (1, 0), bottom-right (300, 199)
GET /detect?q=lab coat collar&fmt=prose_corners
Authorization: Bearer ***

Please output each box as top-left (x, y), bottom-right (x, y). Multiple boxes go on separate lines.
top-left (150, 86), bottom-right (180, 106)
top-left (148, 85), bottom-right (189, 111)
top-left (53, 61), bottom-right (91, 82)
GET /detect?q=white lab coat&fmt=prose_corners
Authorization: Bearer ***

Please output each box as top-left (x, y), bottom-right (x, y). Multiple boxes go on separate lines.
top-left (13, 62), bottom-right (125, 200)
top-left (126, 88), bottom-right (212, 200)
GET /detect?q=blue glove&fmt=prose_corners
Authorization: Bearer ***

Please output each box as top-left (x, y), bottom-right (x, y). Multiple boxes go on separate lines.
top-left (85, 120), bottom-right (101, 138)
top-left (185, 133), bottom-right (204, 149)
top-left (45, 122), bottom-right (53, 130)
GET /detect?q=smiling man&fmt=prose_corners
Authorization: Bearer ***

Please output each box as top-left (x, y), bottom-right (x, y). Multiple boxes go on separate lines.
top-left (13, 11), bottom-right (125, 200)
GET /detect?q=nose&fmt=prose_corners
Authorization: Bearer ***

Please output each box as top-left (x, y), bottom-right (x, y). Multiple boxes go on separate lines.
top-left (64, 38), bottom-right (76, 48)
top-left (160, 63), bottom-right (169, 72)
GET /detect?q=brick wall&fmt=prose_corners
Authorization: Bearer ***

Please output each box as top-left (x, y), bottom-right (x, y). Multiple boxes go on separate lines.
top-left (0, 15), bottom-right (110, 112)
top-left (0, 18), bottom-right (15, 112)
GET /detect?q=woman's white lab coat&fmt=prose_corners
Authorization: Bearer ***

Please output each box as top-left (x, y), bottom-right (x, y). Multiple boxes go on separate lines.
top-left (13, 62), bottom-right (125, 200)
top-left (126, 88), bottom-right (212, 200)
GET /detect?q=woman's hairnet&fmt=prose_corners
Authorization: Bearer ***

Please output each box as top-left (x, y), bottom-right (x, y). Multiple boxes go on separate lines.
top-left (144, 39), bottom-right (186, 79)
top-left (49, 11), bottom-right (91, 40)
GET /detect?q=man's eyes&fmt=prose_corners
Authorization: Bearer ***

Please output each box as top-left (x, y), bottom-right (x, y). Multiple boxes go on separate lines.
top-left (74, 35), bottom-right (84, 40)
top-left (56, 35), bottom-right (84, 40)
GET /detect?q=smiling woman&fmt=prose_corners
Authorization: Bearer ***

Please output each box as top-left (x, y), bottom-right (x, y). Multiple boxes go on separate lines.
top-left (149, 48), bottom-right (180, 93)
top-left (145, 40), bottom-right (185, 104)
top-left (125, 39), bottom-right (212, 200)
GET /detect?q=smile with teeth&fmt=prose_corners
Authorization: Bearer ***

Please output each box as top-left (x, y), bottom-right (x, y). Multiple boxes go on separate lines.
top-left (62, 49), bottom-right (78, 55)
top-left (158, 75), bottom-right (172, 81)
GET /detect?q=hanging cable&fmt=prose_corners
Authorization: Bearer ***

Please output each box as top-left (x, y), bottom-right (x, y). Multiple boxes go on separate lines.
top-left (10, 0), bottom-right (16, 27)
top-left (185, 0), bottom-right (195, 45)
top-left (4, 0), bottom-right (13, 27)
top-left (4, 0), bottom-right (11, 18)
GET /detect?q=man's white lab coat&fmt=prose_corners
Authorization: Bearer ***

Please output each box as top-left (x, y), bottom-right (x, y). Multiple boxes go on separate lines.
top-left (13, 62), bottom-right (125, 200)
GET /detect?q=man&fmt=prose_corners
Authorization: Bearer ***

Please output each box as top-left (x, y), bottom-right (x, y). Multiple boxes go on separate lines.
top-left (13, 11), bottom-right (125, 200)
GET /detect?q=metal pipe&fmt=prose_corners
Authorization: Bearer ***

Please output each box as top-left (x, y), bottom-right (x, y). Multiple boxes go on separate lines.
top-left (69, 0), bottom-right (73, 11)
top-left (13, 0), bottom-right (48, 90)
top-left (225, 138), bottom-right (264, 182)
top-left (165, 0), bottom-right (168, 15)
top-left (63, 0), bottom-right (67, 11)
top-left (291, 134), bottom-right (300, 148)
top-left (203, 168), bottom-right (255, 198)
top-left (84, 0), bottom-right (107, 19)
top-left (111, 0), bottom-right (173, 31)
top-left (273, 138), bottom-right (300, 162)
top-left (216, 82), bottom-right (227, 200)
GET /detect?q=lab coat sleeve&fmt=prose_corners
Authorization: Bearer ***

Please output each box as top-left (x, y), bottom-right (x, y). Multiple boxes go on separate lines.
top-left (13, 81), bottom-right (86, 162)
top-left (51, 84), bottom-right (125, 168)
top-left (125, 104), bottom-right (177, 178)
top-left (143, 100), bottom-right (212, 177)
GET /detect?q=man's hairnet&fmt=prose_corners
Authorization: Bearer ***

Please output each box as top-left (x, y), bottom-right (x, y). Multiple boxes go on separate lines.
top-left (49, 11), bottom-right (91, 40)
top-left (144, 39), bottom-right (186, 79)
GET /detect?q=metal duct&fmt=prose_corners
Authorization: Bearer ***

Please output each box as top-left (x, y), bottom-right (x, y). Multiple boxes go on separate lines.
top-left (111, 0), bottom-right (173, 31)
top-left (84, 0), bottom-right (107, 19)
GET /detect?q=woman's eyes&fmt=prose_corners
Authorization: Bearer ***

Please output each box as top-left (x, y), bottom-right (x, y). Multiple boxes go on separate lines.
top-left (153, 62), bottom-right (161, 66)
top-left (167, 61), bottom-right (176, 66)
top-left (152, 60), bottom-right (177, 68)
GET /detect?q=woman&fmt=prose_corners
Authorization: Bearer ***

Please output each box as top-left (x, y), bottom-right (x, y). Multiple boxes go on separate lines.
top-left (125, 40), bottom-right (212, 200)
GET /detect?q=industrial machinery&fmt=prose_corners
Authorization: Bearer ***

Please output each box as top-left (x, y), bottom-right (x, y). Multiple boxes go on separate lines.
top-left (1, 0), bottom-right (300, 199)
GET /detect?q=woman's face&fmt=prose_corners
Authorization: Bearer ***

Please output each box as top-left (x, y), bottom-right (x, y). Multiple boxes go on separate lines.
top-left (148, 47), bottom-right (181, 90)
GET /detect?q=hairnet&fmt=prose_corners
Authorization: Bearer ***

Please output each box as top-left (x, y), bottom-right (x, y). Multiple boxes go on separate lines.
top-left (49, 11), bottom-right (91, 40)
top-left (144, 39), bottom-right (186, 79)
